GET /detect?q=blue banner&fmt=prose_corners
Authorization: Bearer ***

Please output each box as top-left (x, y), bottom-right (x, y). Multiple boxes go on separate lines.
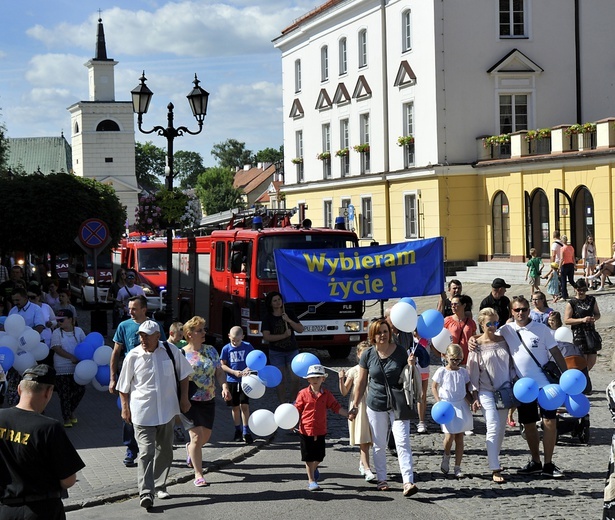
top-left (274, 237), bottom-right (444, 303)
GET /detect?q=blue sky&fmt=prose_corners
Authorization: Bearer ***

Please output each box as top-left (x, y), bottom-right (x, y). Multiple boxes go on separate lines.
top-left (0, 1), bottom-right (316, 166)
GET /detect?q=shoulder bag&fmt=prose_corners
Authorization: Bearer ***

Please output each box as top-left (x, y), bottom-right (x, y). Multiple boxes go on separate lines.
top-left (516, 331), bottom-right (561, 384)
top-left (373, 348), bottom-right (415, 421)
top-left (478, 350), bottom-right (517, 410)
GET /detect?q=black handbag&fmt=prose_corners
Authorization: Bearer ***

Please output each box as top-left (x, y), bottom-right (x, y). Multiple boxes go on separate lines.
top-left (516, 331), bottom-right (562, 385)
top-left (584, 328), bottom-right (602, 352)
top-left (374, 350), bottom-right (414, 421)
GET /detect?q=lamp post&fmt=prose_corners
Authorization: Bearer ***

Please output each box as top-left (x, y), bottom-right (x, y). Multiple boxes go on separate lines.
top-left (131, 71), bottom-right (209, 327)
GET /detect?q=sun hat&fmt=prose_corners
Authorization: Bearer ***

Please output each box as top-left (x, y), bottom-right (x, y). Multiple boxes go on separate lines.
top-left (304, 364), bottom-right (328, 379)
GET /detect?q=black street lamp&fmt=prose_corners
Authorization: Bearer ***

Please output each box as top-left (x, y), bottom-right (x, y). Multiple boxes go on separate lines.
top-left (131, 71), bottom-right (209, 327)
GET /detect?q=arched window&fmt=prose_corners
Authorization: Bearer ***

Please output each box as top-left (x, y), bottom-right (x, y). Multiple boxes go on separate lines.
top-left (339, 37), bottom-right (347, 75)
top-left (402, 10), bottom-right (412, 52)
top-left (73, 121), bottom-right (79, 134)
top-left (358, 29), bottom-right (368, 68)
top-left (96, 119), bottom-right (120, 131)
top-left (492, 191), bottom-right (510, 256)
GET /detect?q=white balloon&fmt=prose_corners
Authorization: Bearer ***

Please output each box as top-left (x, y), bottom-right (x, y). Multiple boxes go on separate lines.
top-left (73, 374), bottom-right (91, 386)
top-left (241, 374), bottom-right (266, 399)
top-left (93, 345), bottom-right (113, 366)
top-left (12, 351), bottom-right (36, 374)
top-left (432, 327), bottom-right (453, 354)
top-left (554, 326), bottom-right (574, 343)
top-left (248, 409), bottom-right (278, 437)
top-left (18, 329), bottom-right (40, 352)
top-left (31, 342), bottom-right (50, 361)
top-left (389, 302), bottom-right (418, 332)
top-left (90, 378), bottom-right (109, 392)
top-left (0, 334), bottom-right (20, 353)
top-left (4, 314), bottom-right (26, 338)
top-left (74, 360), bottom-right (98, 381)
top-left (274, 403), bottom-right (300, 429)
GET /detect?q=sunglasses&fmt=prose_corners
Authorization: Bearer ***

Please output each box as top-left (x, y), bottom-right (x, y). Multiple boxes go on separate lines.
top-left (56, 318), bottom-right (66, 322)
top-left (512, 307), bottom-right (529, 313)
top-left (27, 294), bottom-right (37, 300)
top-left (449, 358), bottom-right (463, 363)
top-left (486, 321), bottom-right (499, 327)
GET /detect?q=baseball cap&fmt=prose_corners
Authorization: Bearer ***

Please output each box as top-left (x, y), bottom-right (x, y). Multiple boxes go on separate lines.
top-left (491, 278), bottom-right (511, 289)
top-left (138, 320), bottom-right (160, 336)
top-left (304, 364), bottom-right (328, 379)
top-left (56, 308), bottom-right (74, 319)
top-left (22, 364), bottom-right (56, 386)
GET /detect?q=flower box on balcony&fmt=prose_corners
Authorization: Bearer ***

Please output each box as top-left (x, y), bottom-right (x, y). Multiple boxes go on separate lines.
top-left (335, 148), bottom-right (349, 157)
top-left (397, 135), bottom-right (414, 147)
top-left (316, 152), bottom-right (331, 160)
top-left (291, 157), bottom-right (303, 164)
top-left (353, 143), bottom-right (370, 153)
top-left (524, 128), bottom-right (551, 141)
top-left (564, 123), bottom-right (596, 136)
top-left (482, 134), bottom-right (511, 148)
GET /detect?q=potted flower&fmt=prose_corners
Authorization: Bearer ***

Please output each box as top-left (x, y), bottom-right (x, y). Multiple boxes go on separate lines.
top-left (565, 122), bottom-right (597, 135)
top-left (317, 151), bottom-right (331, 160)
top-left (353, 143), bottom-right (370, 153)
top-left (482, 134), bottom-right (511, 148)
top-left (397, 135), bottom-right (415, 146)
top-left (335, 148), bottom-right (349, 157)
top-left (291, 157), bottom-right (303, 164)
top-left (524, 128), bottom-right (551, 141)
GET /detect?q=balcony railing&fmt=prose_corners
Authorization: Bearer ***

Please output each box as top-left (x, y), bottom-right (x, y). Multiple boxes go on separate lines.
top-left (404, 143), bottom-right (415, 168)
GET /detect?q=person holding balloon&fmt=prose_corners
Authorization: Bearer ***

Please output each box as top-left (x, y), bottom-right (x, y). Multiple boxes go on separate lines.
top-left (295, 364), bottom-right (356, 491)
top-left (432, 343), bottom-right (474, 478)
top-left (339, 340), bottom-right (375, 482)
top-left (220, 326), bottom-right (255, 444)
top-left (182, 316), bottom-right (231, 488)
top-left (467, 308), bottom-right (516, 483)
top-left (352, 318), bottom-right (419, 497)
top-left (51, 308), bottom-right (86, 428)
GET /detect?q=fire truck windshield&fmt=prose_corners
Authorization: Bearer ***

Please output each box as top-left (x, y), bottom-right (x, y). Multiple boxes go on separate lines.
top-left (257, 234), bottom-right (357, 280)
top-left (137, 248), bottom-right (167, 272)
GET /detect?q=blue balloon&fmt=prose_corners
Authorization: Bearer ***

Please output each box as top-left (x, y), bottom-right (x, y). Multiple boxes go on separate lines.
top-left (117, 396), bottom-right (122, 410)
top-left (291, 352), bottom-right (321, 378)
top-left (565, 393), bottom-right (590, 418)
top-left (84, 332), bottom-right (104, 348)
top-left (246, 350), bottom-right (267, 371)
top-left (74, 342), bottom-right (96, 361)
top-left (513, 377), bottom-right (540, 403)
top-left (0, 346), bottom-right (15, 371)
top-left (258, 365), bottom-right (283, 388)
top-left (559, 369), bottom-right (587, 396)
top-left (0, 316), bottom-right (6, 325)
top-left (537, 384), bottom-right (566, 411)
top-left (431, 401), bottom-right (455, 425)
top-left (399, 297), bottom-right (417, 309)
top-left (416, 309), bottom-right (444, 340)
top-left (95, 365), bottom-right (110, 386)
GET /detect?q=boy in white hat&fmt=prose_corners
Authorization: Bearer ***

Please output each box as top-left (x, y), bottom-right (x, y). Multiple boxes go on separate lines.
top-left (294, 364), bottom-right (356, 491)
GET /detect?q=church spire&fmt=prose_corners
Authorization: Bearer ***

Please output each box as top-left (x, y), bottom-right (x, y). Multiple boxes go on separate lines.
top-left (94, 15), bottom-right (110, 61)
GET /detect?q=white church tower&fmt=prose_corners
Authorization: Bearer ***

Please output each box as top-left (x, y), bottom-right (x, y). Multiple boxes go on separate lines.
top-left (68, 17), bottom-right (140, 224)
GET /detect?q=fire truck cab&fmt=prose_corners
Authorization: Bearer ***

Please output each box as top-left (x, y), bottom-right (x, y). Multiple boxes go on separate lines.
top-left (173, 210), bottom-right (367, 359)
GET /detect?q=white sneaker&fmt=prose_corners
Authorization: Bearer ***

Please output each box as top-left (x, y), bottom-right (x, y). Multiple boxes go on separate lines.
top-left (364, 469), bottom-right (376, 482)
top-left (359, 463), bottom-right (365, 476)
top-left (596, 286), bottom-right (604, 292)
top-left (464, 430), bottom-right (474, 436)
top-left (156, 490), bottom-right (171, 500)
top-left (417, 422), bottom-right (427, 434)
top-left (441, 454), bottom-right (450, 475)
top-left (454, 466), bottom-right (464, 478)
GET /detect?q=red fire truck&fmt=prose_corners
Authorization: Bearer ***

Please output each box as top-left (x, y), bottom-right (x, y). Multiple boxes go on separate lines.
top-left (172, 209), bottom-right (367, 358)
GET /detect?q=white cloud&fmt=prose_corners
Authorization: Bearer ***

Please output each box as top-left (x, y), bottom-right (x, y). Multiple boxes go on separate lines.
top-left (0, 50), bottom-right (7, 60)
top-left (26, 2), bottom-right (313, 58)
top-left (26, 53), bottom-right (88, 89)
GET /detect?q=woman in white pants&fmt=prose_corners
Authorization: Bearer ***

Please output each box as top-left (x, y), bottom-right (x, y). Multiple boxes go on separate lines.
top-left (352, 318), bottom-right (418, 497)
top-left (467, 307), bottom-right (515, 483)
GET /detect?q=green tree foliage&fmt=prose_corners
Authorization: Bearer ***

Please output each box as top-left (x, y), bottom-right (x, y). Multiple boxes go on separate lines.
top-left (195, 167), bottom-right (244, 215)
top-left (0, 172), bottom-right (126, 254)
top-left (135, 141), bottom-right (165, 191)
top-left (174, 150), bottom-right (205, 189)
top-left (210, 139), bottom-right (254, 170)
top-left (255, 146), bottom-right (283, 164)
top-left (0, 114), bottom-right (9, 177)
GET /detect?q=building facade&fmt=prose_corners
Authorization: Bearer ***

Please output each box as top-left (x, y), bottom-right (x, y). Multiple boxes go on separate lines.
top-left (274, 0), bottom-right (615, 267)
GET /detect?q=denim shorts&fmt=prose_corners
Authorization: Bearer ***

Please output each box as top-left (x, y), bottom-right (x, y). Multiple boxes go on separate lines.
top-left (268, 349), bottom-right (299, 369)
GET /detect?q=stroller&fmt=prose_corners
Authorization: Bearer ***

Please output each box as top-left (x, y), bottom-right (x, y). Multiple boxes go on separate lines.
top-left (552, 341), bottom-right (591, 444)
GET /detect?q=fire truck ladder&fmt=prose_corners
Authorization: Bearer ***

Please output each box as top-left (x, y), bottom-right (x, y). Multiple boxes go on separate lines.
top-left (194, 207), bottom-right (297, 234)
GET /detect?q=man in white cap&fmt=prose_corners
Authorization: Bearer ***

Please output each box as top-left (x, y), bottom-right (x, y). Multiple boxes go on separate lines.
top-left (117, 320), bottom-right (193, 510)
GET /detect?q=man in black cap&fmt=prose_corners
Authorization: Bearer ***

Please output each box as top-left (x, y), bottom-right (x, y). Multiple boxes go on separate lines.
top-left (0, 364), bottom-right (85, 519)
top-left (479, 277), bottom-right (512, 326)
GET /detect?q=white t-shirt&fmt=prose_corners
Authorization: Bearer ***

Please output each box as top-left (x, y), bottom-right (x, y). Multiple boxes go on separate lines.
top-left (498, 320), bottom-right (557, 388)
top-left (551, 240), bottom-right (563, 264)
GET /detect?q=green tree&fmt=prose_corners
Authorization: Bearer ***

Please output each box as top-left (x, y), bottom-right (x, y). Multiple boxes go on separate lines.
top-left (135, 141), bottom-right (165, 191)
top-left (195, 166), bottom-right (244, 215)
top-left (174, 150), bottom-right (205, 189)
top-left (255, 146), bottom-right (283, 164)
top-left (0, 172), bottom-right (126, 254)
top-left (210, 139), bottom-right (254, 170)
top-left (0, 113), bottom-right (9, 177)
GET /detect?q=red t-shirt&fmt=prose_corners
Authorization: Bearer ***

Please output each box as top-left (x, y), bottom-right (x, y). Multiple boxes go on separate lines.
top-left (295, 386), bottom-right (341, 436)
top-left (561, 244), bottom-right (576, 266)
top-left (443, 316), bottom-right (477, 365)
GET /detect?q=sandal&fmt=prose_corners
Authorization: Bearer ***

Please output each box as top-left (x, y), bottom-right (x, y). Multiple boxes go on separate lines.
top-left (403, 483), bottom-right (418, 497)
top-left (506, 418), bottom-right (516, 428)
top-left (194, 477), bottom-right (209, 487)
top-left (492, 471), bottom-right (505, 484)
top-left (377, 481), bottom-right (390, 491)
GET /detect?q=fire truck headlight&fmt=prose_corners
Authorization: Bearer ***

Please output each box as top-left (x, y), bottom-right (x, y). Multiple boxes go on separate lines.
top-left (86, 276), bottom-right (95, 285)
top-left (248, 323), bottom-right (260, 336)
top-left (141, 284), bottom-right (155, 296)
top-left (344, 321), bottom-right (361, 333)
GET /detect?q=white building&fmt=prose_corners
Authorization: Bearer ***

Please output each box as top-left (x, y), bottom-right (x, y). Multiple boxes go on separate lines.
top-left (273, 0), bottom-right (615, 249)
top-left (68, 18), bottom-right (139, 224)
